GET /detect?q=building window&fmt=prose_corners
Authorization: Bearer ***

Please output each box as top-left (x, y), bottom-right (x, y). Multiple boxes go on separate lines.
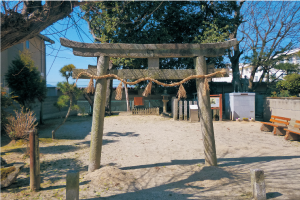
top-left (296, 56), bottom-right (300, 64)
top-left (288, 57), bottom-right (294, 63)
top-left (26, 40), bottom-right (29, 49)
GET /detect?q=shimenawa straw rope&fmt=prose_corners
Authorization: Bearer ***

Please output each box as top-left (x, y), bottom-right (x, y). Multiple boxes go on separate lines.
top-left (75, 69), bottom-right (226, 100)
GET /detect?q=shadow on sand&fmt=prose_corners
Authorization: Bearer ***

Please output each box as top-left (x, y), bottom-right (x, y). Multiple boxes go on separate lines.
top-left (80, 155), bottom-right (299, 200)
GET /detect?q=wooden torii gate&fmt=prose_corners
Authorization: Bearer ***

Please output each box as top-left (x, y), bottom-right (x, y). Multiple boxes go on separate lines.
top-left (60, 38), bottom-right (238, 172)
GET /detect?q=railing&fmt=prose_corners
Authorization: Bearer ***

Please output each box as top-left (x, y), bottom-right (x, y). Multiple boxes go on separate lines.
top-left (132, 107), bottom-right (160, 115)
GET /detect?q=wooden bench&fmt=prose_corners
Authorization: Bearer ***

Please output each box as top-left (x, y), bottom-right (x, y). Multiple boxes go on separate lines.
top-left (284, 120), bottom-right (300, 140)
top-left (260, 115), bottom-right (291, 136)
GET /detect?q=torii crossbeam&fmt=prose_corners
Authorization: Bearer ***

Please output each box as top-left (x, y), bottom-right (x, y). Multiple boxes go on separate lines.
top-left (60, 38), bottom-right (238, 172)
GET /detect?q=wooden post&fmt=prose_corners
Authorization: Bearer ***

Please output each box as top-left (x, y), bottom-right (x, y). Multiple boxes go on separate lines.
top-left (173, 98), bottom-right (178, 120)
top-left (29, 130), bottom-right (40, 191)
top-left (195, 56), bottom-right (217, 166)
top-left (179, 101), bottom-right (183, 120)
top-left (184, 100), bottom-right (187, 121)
top-left (219, 94), bottom-right (223, 121)
top-left (124, 79), bottom-right (130, 112)
top-left (189, 101), bottom-right (193, 120)
top-left (89, 56), bottom-right (109, 172)
top-left (251, 169), bottom-right (266, 200)
top-left (66, 170), bottom-right (79, 200)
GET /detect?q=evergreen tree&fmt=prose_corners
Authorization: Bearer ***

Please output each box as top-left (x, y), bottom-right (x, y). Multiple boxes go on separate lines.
top-left (81, 1), bottom-right (239, 93)
top-left (5, 50), bottom-right (47, 108)
top-left (51, 64), bottom-right (82, 139)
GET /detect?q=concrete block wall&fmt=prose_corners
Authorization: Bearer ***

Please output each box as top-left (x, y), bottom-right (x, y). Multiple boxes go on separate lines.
top-left (3, 96), bottom-right (77, 122)
top-left (77, 100), bottom-right (91, 114)
top-left (263, 97), bottom-right (300, 124)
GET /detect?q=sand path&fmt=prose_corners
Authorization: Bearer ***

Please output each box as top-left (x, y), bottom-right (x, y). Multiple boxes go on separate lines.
top-left (1, 114), bottom-right (300, 199)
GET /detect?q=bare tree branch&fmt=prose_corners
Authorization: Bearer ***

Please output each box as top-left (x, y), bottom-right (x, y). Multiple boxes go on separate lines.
top-left (1, 1), bottom-right (88, 51)
top-left (241, 1), bottom-right (300, 91)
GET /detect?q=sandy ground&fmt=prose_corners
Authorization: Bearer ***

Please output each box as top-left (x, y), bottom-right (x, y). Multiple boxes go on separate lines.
top-left (1, 113), bottom-right (300, 200)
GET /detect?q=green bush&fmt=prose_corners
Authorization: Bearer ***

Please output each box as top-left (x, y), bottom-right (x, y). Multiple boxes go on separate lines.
top-left (276, 74), bottom-right (300, 96)
top-left (1, 86), bottom-right (17, 133)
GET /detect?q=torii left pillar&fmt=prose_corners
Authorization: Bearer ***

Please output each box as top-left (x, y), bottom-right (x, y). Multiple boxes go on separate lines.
top-left (89, 56), bottom-right (109, 172)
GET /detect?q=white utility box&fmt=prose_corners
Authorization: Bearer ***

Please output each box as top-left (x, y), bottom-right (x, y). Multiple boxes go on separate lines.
top-left (189, 105), bottom-right (199, 122)
top-left (226, 93), bottom-right (255, 120)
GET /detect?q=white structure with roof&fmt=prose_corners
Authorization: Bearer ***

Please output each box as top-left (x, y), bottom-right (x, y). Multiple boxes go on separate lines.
top-left (212, 48), bottom-right (300, 83)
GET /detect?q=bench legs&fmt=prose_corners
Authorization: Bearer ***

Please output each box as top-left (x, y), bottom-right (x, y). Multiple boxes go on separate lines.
top-left (285, 131), bottom-right (300, 141)
top-left (273, 127), bottom-right (286, 136)
top-left (260, 124), bottom-right (273, 132)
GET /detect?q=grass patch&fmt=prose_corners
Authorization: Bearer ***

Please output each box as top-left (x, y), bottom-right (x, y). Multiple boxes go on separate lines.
top-left (14, 139), bottom-right (28, 146)
top-left (39, 138), bottom-right (53, 144)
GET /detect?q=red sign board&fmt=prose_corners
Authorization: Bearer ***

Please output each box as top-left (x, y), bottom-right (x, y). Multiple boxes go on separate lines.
top-left (210, 94), bottom-right (222, 121)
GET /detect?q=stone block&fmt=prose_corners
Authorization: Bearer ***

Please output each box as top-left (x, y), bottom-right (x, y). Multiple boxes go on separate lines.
top-left (189, 101), bottom-right (193, 119)
top-left (260, 124), bottom-right (273, 132)
top-left (1, 164), bottom-right (24, 188)
top-left (251, 169), bottom-right (266, 200)
top-left (66, 170), bottom-right (79, 200)
top-left (184, 101), bottom-right (188, 121)
top-left (173, 98), bottom-right (178, 120)
top-left (273, 127), bottom-right (286, 136)
top-left (179, 101), bottom-right (183, 120)
top-left (285, 132), bottom-right (300, 141)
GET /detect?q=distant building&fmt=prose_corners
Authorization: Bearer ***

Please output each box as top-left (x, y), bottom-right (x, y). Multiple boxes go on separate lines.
top-left (212, 48), bottom-right (300, 83)
top-left (1, 33), bottom-right (55, 91)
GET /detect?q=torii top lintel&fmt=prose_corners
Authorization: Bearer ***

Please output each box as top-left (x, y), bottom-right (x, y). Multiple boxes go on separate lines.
top-left (60, 38), bottom-right (238, 58)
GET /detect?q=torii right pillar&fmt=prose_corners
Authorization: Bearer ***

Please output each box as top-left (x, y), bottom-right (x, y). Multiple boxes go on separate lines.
top-left (195, 56), bottom-right (217, 166)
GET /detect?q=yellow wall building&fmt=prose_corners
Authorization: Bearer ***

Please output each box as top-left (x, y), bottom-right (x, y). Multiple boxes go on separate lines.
top-left (1, 34), bottom-right (54, 90)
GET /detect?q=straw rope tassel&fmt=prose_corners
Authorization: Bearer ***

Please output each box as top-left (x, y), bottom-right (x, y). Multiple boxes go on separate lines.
top-left (142, 81), bottom-right (152, 97)
top-left (86, 78), bottom-right (95, 94)
top-left (202, 78), bottom-right (210, 96)
top-left (177, 84), bottom-right (187, 100)
top-left (115, 82), bottom-right (123, 100)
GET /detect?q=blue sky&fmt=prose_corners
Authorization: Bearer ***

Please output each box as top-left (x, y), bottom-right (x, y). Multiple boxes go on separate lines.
top-left (42, 7), bottom-right (122, 88)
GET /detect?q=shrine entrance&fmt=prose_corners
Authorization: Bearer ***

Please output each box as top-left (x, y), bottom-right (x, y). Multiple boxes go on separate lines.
top-left (60, 38), bottom-right (238, 172)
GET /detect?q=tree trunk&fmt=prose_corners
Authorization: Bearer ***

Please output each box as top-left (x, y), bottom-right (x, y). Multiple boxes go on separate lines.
top-left (108, 79), bottom-right (113, 116)
top-left (231, 58), bottom-right (242, 92)
top-left (52, 97), bottom-right (73, 139)
top-left (124, 80), bottom-right (130, 112)
top-left (195, 56), bottom-right (217, 166)
top-left (228, 1), bottom-right (245, 92)
top-left (89, 56), bottom-right (109, 172)
top-left (253, 68), bottom-right (267, 91)
top-left (39, 101), bottom-right (44, 125)
top-left (248, 66), bottom-right (258, 92)
top-left (83, 92), bottom-right (93, 115)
